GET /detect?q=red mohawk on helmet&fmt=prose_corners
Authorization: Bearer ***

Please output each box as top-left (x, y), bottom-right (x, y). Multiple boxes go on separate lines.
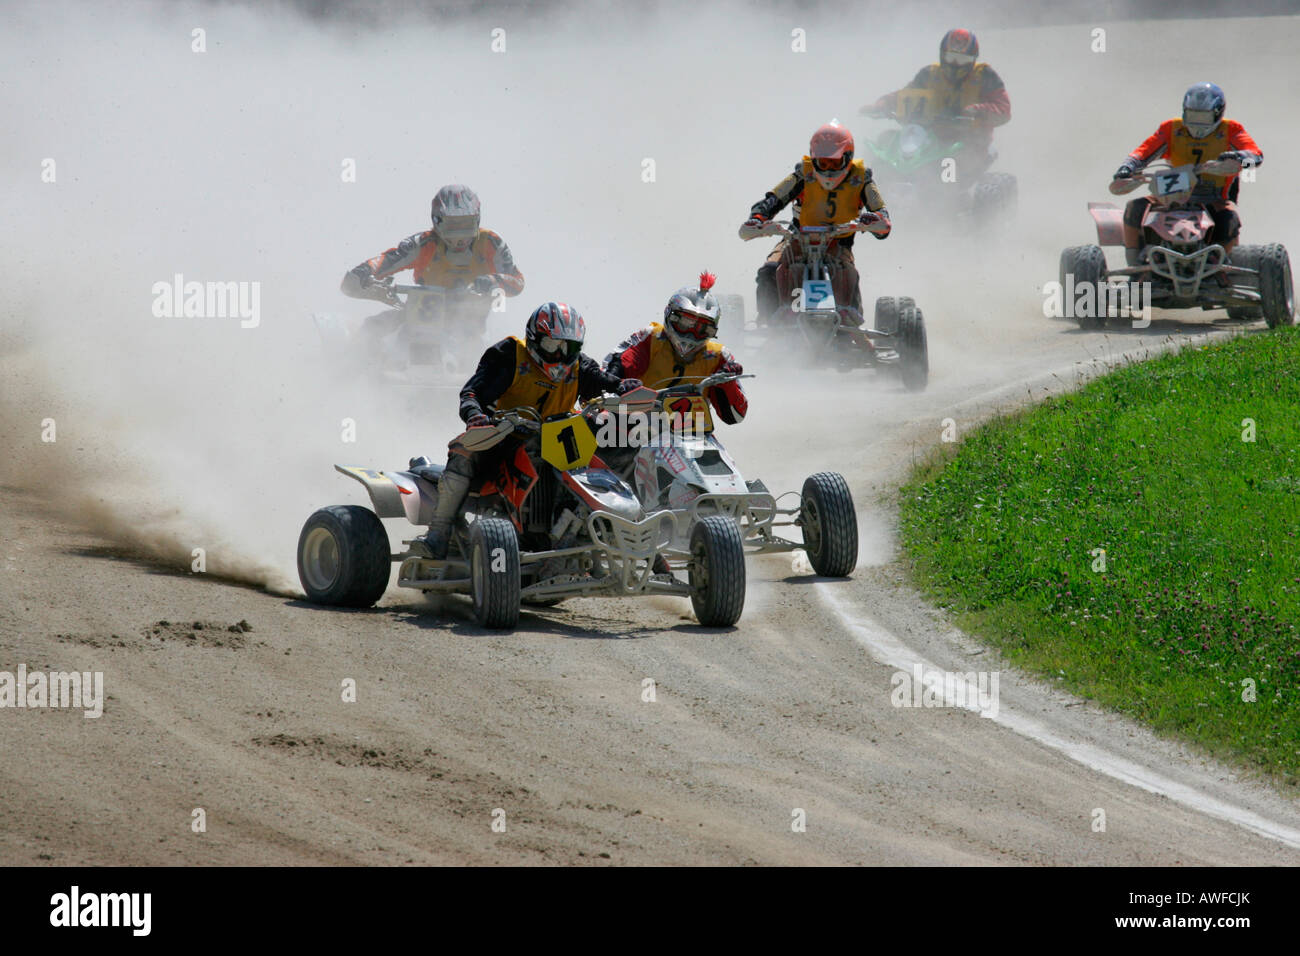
top-left (698, 271), bottom-right (717, 292)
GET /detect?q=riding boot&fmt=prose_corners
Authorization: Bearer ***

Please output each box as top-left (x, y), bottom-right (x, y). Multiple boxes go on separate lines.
top-left (423, 455), bottom-right (473, 559)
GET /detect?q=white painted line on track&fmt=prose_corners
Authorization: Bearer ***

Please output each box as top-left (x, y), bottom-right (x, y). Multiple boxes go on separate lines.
top-left (817, 584), bottom-right (1300, 851)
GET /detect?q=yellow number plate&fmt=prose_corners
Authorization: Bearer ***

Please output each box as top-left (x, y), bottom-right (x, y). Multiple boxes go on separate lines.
top-left (540, 415), bottom-right (598, 471)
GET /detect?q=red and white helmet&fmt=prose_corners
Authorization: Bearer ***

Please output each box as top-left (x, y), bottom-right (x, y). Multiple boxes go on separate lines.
top-left (430, 184), bottom-right (481, 253)
top-left (940, 28), bottom-right (979, 81)
top-left (663, 272), bottom-right (721, 361)
top-left (525, 302), bottom-right (586, 383)
top-left (809, 122), bottom-right (855, 190)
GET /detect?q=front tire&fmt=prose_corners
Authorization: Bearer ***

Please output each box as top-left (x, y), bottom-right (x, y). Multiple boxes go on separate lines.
top-left (689, 516), bottom-right (746, 627)
top-left (800, 473), bottom-right (858, 577)
top-left (297, 505), bottom-right (391, 607)
top-left (1257, 243), bottom-right (1296, 329)
top-left (897, 305), bottom-right (929, 392)
top-left (470, 517), bottom-right (521, 629)
top-left (873, 295), bottom-right (915, 335)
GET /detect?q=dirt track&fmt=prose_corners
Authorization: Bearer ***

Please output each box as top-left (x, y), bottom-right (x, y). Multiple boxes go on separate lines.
top-left (2, 4), bottom-right (1299, 865)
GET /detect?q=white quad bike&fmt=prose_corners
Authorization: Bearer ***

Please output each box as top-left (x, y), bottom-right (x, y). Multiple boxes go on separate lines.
top-left (296, 391), bottom-right (748, 630)
top-left (728, 219), bottom-right (929, 391)
top-left (313, 280), bottom-right (490, 395)
top-left (604, 374), bottom-right (860, 577)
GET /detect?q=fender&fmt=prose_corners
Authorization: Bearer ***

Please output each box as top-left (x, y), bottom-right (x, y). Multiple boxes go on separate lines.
top-left (1087, 202), bottom-right (1125, 247)
top-left (334, 464), bottom-right (405, 518)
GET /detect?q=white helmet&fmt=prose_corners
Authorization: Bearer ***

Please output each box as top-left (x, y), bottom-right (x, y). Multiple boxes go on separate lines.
top-left (430, 184), bottom-right (481, 253)
top-left (662, 272), bottom-right (721, 361)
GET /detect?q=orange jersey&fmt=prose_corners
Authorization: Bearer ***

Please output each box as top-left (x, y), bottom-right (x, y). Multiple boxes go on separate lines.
top-left (1129, 118), bottom-right (1261, 200)
top-left (357, 228), bottom-right (525, 295)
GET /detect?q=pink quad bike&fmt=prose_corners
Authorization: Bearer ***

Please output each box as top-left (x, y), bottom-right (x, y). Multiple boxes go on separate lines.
top-left (1060, 159), bottom-right (1294, 329)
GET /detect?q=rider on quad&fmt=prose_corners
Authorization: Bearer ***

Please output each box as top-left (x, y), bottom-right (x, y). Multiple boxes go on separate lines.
top-left (604, 272), bottom-right (748, 425)
top-left (422, 302), bottom-right (642, 559)
top-left (744, 122), bottom-right (892, 325)
top-left (339, 184), bottom-right (525, 355)
top-left (1112, 82), bottom-right (1262, 268)
top-left (860, 28), bottom-right (1010, 179)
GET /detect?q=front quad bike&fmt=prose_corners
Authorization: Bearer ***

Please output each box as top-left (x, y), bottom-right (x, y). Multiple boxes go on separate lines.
top-left (737, 219), bottom-right (929, 390)
top-left (312, 280), bottom-right (491, 395)
top-left (296, 393), bottom-right (747, 630)
top-left (861, 88), bottom-right (1017, 224)
top-left (602, 374), bottom-right (860, 577)
top-left (1062, 160), bottom-right (1295, 330)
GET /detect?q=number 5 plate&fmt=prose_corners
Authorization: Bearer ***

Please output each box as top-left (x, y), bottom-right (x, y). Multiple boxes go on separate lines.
top-left (540, 415), bottom-right (598, 471)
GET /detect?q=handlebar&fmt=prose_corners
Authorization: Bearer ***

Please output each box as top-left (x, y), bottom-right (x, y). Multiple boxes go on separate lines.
top-left (739, 219), bottom-right (867, 242)
top-left (1109, 159), bottom-right (1241, 196)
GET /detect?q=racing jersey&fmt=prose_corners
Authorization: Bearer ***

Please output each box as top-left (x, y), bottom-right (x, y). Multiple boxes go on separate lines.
top-left (749, 158), bottom-right (889, 243)
top-left (605, 323), bottom-right (747, 424)
top-left (874, 62), bottom-right (1010, 126)
top-left (1126, 118), bottom-right (1262, 201)
top-left (345, 228), bottom-right (525, 295)
top-left (460, 336), bottom-right (620, 423)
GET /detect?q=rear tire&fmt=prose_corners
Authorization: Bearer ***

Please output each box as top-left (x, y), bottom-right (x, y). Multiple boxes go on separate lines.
top-left (689, 516), bottom-right (746, 627)
top-left (799, 473), bottom-right (858, 577)
top-left (873, 295), bottom-right (915, 335)
top-left (897, 305), bottom-right (929, 392)
top-left (1257, 243), bottom-right (1296, 329)
top-left (470, 517), bottom-right (521, 629)
top-left (1062, 244), bottom-right (1108, 329)
top-left (297, 505), bottom-right (391, 608)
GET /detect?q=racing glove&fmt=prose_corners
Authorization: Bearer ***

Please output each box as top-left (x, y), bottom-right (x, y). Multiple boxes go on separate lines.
top-left (1217, 150), bottom-right (1257, 168)
top-left (465, 413), bottom-right (491, 428)
top-left (717, 358), bottom-right (743, 376)
top-left (470, 275), bottom-right (497, 294)
top-left (859, 210), bottom-right (892, 238)
top-left (1113, 161), bottom-right (1139, 181)
top-left (616, 378), bottom-right (644, 395)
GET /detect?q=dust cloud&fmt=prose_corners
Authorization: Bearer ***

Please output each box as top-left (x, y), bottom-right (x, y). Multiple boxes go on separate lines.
top-left (2, 2), bottom-right (1295, 589)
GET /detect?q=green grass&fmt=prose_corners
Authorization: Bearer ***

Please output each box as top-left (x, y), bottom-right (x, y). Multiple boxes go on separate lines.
top-left (900, 328), bottom-right (1300, 785)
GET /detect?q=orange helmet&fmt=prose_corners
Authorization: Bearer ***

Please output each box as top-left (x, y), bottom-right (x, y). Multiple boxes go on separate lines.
top-left (809, 122), bottom-right (854, 190)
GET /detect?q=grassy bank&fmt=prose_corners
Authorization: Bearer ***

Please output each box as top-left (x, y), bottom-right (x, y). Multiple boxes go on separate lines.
top-left (900, 329), bottom-right (1300, 785)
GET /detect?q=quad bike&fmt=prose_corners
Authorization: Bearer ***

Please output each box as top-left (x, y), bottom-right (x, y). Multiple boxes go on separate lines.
top-left (603, 374), bottom-right (860, 578)
top-left (312, 280), bottom-right (490, 394)
top-left (859, 88), bottom-right (1017, 222)
top-left (296, 391), bottom-right (747, 630)
top-left (1063, 159), bottom-right (1295, 329)
top-left (731, 219), bottom-right (929, 390)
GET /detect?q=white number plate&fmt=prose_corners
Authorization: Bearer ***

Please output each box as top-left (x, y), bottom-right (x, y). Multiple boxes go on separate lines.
top-left (1154, 169), bottom-right (1192, 196)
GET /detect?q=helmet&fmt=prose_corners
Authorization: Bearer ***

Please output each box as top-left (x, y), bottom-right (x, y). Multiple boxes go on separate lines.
top-left (809, 122), bottom-right (855, 190)
top-left (430, 184), bottom-right (481, 253)
top-left (940, 28), bottom-right (979, 81)
top-left (662, 272), bottom-right (720, 361)
top-left (1183, 82), bottom-right (1226, 139)
top-left (525, 302), bottom-right (586, 383)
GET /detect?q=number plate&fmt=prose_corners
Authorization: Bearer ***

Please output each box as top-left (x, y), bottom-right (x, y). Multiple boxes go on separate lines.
top-left (540, 414), bottom-right (598, 471)
top-left (1154, 169), bottom-right (1192, 196)
top-left (803, 279), bottom-right (834, 311)
top-left (663, 394), bottom-right (714, 436)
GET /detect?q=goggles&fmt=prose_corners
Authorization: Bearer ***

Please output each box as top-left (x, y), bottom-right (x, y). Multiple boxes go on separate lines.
top-left (1183, 109), bottom-right (1218, 131)
top-left (537, 336), bottom-right (582, 363)
top-left (670, 311), bottom-right (716, 341)
top-left (942, 51), bottom-right (976, 67)
top-left (812, 154), bottom-right (851, 173)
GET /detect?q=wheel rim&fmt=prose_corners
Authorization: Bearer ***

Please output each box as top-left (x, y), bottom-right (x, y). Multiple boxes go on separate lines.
top-left (802, 498), bottom-right (823, 559)
top-left (302, 527), bottom-right (341, 592)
